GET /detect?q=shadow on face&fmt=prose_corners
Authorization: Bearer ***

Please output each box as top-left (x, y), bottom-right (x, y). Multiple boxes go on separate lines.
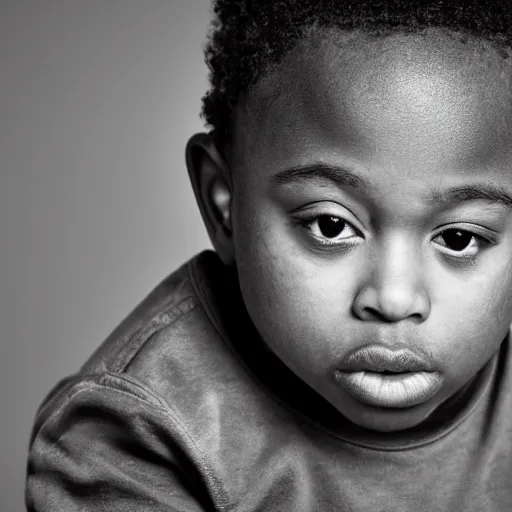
top-left (191, 28), bottom-right (512, 432)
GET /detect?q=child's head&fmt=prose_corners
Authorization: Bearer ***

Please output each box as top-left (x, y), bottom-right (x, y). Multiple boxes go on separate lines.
top-left (186, 0), bottom-right (512, 433)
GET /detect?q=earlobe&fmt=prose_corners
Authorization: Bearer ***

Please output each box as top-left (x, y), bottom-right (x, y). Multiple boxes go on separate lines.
top-left (185, 133), bottom-right (235, 264)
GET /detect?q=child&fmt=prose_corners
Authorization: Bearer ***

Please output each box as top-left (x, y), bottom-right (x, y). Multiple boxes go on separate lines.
top-left (25, 1), bottom-right (512, 510)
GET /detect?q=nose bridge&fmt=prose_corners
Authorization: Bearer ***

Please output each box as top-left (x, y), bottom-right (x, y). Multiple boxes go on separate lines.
top-left (354, 230), bottom-right (429, 322)
top-left (374, 232), bottom-right (419, 289)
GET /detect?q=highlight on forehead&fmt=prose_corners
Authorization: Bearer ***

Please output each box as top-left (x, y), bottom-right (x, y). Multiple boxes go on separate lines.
top-left (237, 28), bottom-right (373, 140)
top-left (238, 26), bottom-right (512, 142)
top-left (203, 0), bottom-right (512, 148)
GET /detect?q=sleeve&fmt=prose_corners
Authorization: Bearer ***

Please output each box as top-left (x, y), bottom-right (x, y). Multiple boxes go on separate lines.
top-left (25, 372), bottom-right (213, 512)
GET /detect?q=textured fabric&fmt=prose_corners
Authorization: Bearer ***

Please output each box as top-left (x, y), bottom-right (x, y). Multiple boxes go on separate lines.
top-left (25, 250), bottom-right (512, 511)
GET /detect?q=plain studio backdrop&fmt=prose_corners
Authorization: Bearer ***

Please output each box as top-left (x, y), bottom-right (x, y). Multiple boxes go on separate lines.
top-left (1, 1), bottom-right (212, 508)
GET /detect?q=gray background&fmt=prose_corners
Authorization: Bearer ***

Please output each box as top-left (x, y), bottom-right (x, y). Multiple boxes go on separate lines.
top-left (1, 1), bottom-right (213, 508)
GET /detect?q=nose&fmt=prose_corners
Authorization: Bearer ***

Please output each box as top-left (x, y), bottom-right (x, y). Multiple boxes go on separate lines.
top-left (351, 236), bottom-right (431, 323)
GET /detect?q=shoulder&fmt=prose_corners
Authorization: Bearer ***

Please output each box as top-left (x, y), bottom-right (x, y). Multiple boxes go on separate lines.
top-left (27, 251), bottom-right (241, 508)
top-left (80, 252), bottom-right (203, 376)
top-left (34, 250), bottom-right (240, 411)
top-left (30, 249), bottom-right (291, 454)
top-left (28, 251), bottom-right (313, 509)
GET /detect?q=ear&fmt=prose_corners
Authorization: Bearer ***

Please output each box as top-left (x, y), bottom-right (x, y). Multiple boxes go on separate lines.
top-left (185, 132), bottom-right (234, 265)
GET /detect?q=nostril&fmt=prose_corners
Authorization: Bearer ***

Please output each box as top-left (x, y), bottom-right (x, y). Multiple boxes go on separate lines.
top-left (361, 306), bottom-right (425, 323)
top-left (352, 285), bottom-right (430, 323)
top-left (362, 307), bottom-right (392, 322)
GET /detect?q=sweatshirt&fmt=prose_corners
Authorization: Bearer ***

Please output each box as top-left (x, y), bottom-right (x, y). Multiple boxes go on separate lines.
top-left (25, 250), bottom-right (512, 511)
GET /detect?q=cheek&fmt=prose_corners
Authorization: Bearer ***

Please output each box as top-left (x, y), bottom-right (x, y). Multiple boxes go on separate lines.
top-left (430, 257), bottom-right (512, 375)
top-left (474, 267), bottom-right (512, 339)
top-left (233, 188), bottom-right (512, 384)
top-left (459, 258), bottom-right (512, 327)
top-left (233, 206), bottom-right (360, 368)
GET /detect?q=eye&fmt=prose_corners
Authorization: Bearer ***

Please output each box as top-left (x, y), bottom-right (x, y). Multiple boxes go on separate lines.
top-left (433, 228), bottom-right (490, 258)
top-left (296, 214), bottom-right (361, 245)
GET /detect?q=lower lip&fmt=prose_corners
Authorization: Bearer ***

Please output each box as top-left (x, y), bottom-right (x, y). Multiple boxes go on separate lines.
top-left (334, 370), bottom-right (442, 409)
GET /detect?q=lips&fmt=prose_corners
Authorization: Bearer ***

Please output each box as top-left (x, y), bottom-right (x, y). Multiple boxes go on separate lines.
top-left (334, 346), bottom-right (442, 408)
top-left (337, 346), bottom-right (433, 373)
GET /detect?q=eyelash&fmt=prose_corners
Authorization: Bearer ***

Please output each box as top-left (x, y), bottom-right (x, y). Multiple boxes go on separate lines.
top-left (294, 215), bottom-right (362, 246)
top-left (293, 214), bottom-right (495, 258)
top-left (431, 226), bottom-right (494, 259)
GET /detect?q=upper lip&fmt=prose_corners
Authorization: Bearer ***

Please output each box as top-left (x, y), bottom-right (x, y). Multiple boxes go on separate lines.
top-left (337, 346), bottom-right (435, 373)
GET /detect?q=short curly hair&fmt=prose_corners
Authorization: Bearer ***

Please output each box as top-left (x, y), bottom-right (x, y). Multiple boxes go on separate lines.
top-left (201, 0), bottom-right (512, 148)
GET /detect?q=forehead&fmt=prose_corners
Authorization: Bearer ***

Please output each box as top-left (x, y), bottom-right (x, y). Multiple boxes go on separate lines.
top-left (233, 29), bottom-right (512, 178)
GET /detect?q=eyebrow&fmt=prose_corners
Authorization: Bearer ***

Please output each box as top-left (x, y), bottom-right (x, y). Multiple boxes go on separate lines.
top-left (429, 184), bottom-right (512, 209)
top-left (270, 163), bottom-right (512, 209)
top-left (270, 163), bottom-right (369, 190)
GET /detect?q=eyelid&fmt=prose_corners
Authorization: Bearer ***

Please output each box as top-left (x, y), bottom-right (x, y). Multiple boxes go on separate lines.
top-left (431, 222), bottom-right (499, 244)
top-left (291, 211), bottom-right (366, 250)
top-left (432, 235), bottom-right (482, 260)
top-left (293, 218), bottom-right (363, 251)
top-left (292, 201), bottom-right (365, 229)
top-left (430, 224), bottom-right (499, 262)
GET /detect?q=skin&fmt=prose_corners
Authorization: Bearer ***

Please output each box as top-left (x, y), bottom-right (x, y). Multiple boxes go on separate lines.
top-left (187, 28), bottom-right (512, 432)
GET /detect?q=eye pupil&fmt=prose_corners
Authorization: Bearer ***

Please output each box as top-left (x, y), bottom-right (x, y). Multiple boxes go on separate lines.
top-left (318, 216), bottom-right (345, 238)
top-left (442, 229), bottom-right (472, 251)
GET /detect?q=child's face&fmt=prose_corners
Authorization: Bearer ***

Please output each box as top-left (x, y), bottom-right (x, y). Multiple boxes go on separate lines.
top-left (227, 30), bottom-right (512, 432)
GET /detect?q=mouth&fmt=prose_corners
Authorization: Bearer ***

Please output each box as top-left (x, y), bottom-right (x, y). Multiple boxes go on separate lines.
top-left (334, 346), bottom-right (442, 409)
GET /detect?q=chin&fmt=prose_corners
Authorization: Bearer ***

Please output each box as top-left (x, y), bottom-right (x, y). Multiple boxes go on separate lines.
top-left (340, 401), bottom-right (438, 433)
